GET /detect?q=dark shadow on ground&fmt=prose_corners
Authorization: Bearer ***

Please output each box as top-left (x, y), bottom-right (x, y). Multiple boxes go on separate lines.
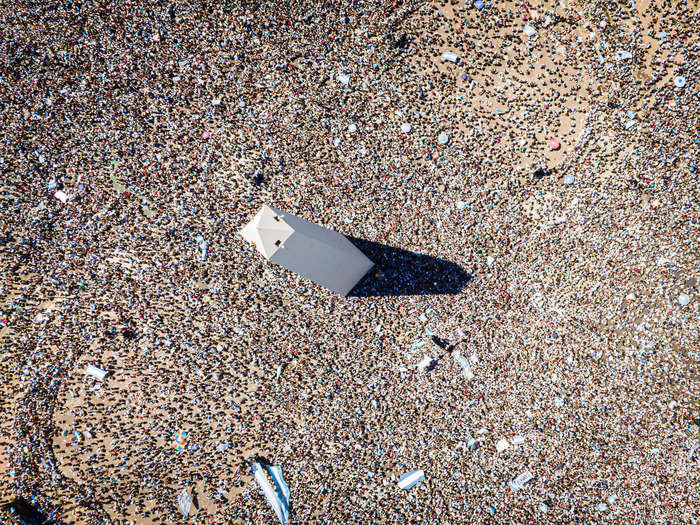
top-left (346, 236), bottom-right (472, 297)
top-left (1, 497), bottom-right (51, 524)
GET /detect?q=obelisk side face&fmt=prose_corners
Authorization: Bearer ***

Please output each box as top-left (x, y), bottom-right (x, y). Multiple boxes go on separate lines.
top-left (240, 205), bottom-right (374, 296)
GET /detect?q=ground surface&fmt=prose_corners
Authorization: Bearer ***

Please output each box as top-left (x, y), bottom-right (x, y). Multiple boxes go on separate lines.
top-left (1, 0), bottom-right (698, 523)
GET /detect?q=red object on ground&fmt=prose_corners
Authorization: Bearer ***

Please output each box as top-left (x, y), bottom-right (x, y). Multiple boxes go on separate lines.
top-left (549, 138), bottom-right (561, 150)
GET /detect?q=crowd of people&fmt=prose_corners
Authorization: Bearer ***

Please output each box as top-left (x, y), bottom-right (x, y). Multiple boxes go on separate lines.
top-left (1, 0), bottom-right (698, 523)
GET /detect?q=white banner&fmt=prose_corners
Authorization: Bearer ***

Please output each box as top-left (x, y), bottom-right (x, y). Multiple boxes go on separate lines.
top-left (177, 488), bottom-right (192, 518)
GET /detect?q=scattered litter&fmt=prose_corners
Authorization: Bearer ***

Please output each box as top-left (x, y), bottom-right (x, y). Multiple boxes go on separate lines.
top-left (456, 201), bottom-right (467, 210)
top-left (212, 97), bottom-right (221, 106)
top-left (411, 341), bottom-right (425, 350)
top-left (348, 123), bottom-right (358, 133)
top-left (608, 493), bottom-right (618, 505)
top-left (496, 439), bottom-right (510, 453)
top-left (563, 174), bottom-right (575, 185)
top-left (548, 138), bottom-right (561, 150)
top-left (418, 313), bottom-right (428, 322)
top-left (401, 123), bottom-right (412, 133)
top-left (674, 76), bottom-right (686, 88)
top-left (398, 469), bottom-right (425, 490)
top-left (438, 132), bottom-right (450, 145)
top-left (474, 0), bottom-right (484, 10)
top-left (337, 73), bottom-right (350, 85)
top-left (511, 436), bottom-right (525, 445)
top-left (678, 294), bottom-right (690, 306)
top-left (597, 502), bottom-right (608, 512)
top-left (553, 397), bottom-right (565, 407)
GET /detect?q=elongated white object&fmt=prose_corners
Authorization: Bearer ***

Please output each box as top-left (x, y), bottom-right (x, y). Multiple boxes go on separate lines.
top-left (397, 469), bottom-right (425, 489)
top-left (454, 351), bottom-right (474, 381)
top-left (441, 51), bottom-right (458, 63)
top-left (177, 488), bottom-right (192, 517)
top-left (84, 365), bottom-right (107, 381)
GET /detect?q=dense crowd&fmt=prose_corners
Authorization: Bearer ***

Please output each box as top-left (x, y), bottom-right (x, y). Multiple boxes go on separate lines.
top-left (1, 0), bottom-right (698, 523)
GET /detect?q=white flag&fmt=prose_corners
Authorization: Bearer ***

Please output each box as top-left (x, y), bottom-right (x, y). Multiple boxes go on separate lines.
top-left (177, 488), bottom-right (192, 518)
top-left (252, 463), bottom-right (290, 524)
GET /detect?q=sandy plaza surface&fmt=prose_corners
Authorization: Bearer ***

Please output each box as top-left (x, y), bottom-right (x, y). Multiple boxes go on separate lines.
top-left (1, 0), bottom-right (699, 523)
